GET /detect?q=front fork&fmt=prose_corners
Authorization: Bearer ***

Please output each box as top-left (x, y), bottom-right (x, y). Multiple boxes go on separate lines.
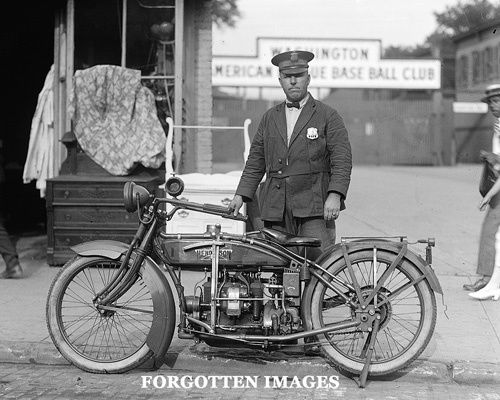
top-left (94, 213), bottom-right (158, 307)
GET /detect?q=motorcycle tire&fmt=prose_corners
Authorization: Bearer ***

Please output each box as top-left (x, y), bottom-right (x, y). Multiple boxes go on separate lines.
top-left (309, 249), bottom-right (437, 376)
top-left (46, 255), bottom-right (175, 374)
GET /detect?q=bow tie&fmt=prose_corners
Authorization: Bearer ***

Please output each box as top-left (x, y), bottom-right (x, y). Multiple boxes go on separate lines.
top-left (286, 102), bottom-right (301, 109)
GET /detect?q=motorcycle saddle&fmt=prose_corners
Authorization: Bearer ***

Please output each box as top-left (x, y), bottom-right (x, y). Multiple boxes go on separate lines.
top-left (261, 228), bottom-right (321, 247)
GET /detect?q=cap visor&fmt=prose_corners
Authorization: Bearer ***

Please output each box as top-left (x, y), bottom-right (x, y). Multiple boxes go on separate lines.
top-left (280, 67), bottom-right (308, 75)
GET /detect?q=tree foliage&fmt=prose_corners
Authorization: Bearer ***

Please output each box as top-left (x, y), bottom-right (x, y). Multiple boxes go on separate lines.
top-left (383, 45), bottom-right (431, 59)
top-left (384, 0), bottom-right (500, 57)
top-left (432, 0), bottom-right (500, 36)
top-left (212, 0), bottom-right (241, 28)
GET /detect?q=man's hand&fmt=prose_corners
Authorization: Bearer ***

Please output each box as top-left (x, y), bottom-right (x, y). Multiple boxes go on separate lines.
top-left (324, 192), bottom-right (341, 220)
top-left (480, 150), bottom-right (500, 166)
top-left (228, 195), bottom-right (244, 216)
top-left (479, 195), bottom-right (492, 211)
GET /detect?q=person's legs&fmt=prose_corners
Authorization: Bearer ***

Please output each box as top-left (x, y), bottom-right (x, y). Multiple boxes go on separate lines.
top-left (464, 207), bottom-right (499, 290)
top-left (263, 182), bottom-right (299, 235)
top-left (476, 209), bottom-right (497, 276)
top-left (0, 220), bottom-right (22, 279)
top-left (298, 217), bottom-right (335, 260)
top-left (470, 226), bottom-right (500, 300)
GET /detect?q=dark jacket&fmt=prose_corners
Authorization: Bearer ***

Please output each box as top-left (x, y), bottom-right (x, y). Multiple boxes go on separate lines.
top-left (235, 95), bottom-right (352, 221)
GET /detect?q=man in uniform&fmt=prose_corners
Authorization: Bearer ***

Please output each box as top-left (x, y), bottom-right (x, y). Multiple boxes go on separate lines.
top-left (464, 83), bottom-right (500, 291)
top-left (229, 50), bottom-right (352, 259)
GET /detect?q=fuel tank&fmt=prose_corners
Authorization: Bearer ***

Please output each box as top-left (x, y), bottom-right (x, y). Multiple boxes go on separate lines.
top-left (161, 238), bottom-right (289, 270)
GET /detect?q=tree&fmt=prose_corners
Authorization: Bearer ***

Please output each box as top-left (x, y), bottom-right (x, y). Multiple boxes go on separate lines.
top-left (212, 0), bottom-right (241, 28)
top-left (426, 0), bottom-right (500, 49)
top-left (432, 0), bottom-right (500, 37)
top-left (383, 45), bottom-right (431, 59)
top-left (383, 0), bottom-right (500, 57)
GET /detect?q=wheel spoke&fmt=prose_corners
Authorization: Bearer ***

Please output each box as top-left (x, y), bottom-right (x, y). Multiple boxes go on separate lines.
top-left (316, 253), bottom-right (428, 365)
top-left (56, 259), bottom-right (154, 362)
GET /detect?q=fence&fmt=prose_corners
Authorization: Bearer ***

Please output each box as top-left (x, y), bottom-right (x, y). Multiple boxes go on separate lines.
top-left (213, 94), bottom-right (439, 166)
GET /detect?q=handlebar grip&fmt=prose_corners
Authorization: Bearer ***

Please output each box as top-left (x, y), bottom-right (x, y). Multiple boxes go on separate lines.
top-left (202, 203), bottom-right (248, 222)
top-left (202, 203), bottom-right (230, 214)
top-left (222, 213), bottom-right (248, 222)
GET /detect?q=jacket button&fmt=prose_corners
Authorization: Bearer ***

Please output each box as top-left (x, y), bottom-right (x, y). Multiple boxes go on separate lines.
top-left (278, 158), bottom-right (282, 163)
top-left (278, 170), bottom-right (282, 175)
top-left (276, 184), bottom-right (281, 189)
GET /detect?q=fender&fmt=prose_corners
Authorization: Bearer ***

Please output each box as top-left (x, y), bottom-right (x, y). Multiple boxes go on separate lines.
top-left (71, 239), bottom-right (176, 366)
top-left (302, 240), bottom-right (442, 331)
top-left (71, 240), bottom-right (130, 260)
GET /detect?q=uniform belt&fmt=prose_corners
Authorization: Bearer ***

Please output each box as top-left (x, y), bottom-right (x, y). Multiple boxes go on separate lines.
top-left (268, 169), bottom-right (329, 178)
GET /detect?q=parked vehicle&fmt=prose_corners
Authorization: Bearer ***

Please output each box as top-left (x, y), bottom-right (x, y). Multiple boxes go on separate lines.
top-left (46, 176), bottom-right (441, 387)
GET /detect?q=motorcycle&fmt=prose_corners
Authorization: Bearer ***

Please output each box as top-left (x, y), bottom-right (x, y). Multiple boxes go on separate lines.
top-left (46, 176), bottom-right (441, 387)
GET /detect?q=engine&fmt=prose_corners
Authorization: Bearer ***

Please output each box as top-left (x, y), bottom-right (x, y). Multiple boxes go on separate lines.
top-left (185, 268), bottom-right (302, 335)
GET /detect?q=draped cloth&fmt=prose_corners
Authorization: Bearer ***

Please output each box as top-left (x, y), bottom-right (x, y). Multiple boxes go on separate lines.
top-left (23, 64), bottom-right (59, 197)
top-left (69, 65), bottom-right (166, 176)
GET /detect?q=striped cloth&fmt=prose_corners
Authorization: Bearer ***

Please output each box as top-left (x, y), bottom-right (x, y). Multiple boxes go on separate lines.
top-left (493, 118), bottom-right (500, 155)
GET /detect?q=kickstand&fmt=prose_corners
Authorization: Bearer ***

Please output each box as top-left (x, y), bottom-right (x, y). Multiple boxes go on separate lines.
top-left (355, 317), bottom-right (381, 388)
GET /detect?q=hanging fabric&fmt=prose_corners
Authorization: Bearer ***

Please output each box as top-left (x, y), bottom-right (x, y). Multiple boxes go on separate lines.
top-left (23, 65), bottom-right (57, 197)
top-left (69, 65), bottom-right (166, 176)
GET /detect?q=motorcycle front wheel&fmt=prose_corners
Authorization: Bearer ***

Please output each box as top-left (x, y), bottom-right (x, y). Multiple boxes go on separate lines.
top-left (46, 255), bottom-right (173, 373)
top-left (309, 249), bottom-right (437, 376)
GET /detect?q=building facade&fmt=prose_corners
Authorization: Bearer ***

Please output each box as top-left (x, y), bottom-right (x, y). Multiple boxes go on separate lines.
top-left (453, 18), bottom-right (500, 162)
top-left (52, 0), bottom-right (213, 174)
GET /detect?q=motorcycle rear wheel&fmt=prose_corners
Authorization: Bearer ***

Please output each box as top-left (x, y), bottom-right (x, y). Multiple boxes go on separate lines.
top-left (309, 249), bottom-right (437, 376)
top-left (46, 256), bottom-right (167, 373)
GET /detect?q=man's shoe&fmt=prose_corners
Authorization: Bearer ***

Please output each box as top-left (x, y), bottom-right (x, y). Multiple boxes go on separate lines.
top-left (0, 264), bottom-right (23, 279)
top-left (463, 277), bottom-right (488, 292)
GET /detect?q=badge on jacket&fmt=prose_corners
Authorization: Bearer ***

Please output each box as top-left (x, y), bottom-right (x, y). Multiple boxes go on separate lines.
top-left (306, 127), bottom-right (318, 140)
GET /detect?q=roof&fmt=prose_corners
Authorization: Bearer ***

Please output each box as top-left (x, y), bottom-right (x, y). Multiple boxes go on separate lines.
top-left (452, 18), bottom-right (500, 43)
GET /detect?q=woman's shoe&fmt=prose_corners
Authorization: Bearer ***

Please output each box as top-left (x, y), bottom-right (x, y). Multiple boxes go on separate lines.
top-left (469, 287), bottom-right (500, 301)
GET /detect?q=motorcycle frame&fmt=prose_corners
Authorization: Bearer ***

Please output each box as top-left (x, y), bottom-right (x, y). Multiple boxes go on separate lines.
top-left (94, 196), bottom-right (436, 349)
top-left (73, 190), bottom-right (439, 388)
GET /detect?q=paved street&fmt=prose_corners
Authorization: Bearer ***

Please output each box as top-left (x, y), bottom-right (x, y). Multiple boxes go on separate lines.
top-left (1, 363), bottom-right (500, 399)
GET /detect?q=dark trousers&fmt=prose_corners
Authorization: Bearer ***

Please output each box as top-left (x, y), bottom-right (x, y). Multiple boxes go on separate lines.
top-left (263, 182), bottom-right (335, 260)
top-left (0, 220), bottom-right (19, 270)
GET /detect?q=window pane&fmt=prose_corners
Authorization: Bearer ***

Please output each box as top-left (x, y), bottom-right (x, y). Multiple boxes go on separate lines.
top-left (125, 0), bottom-right (175, 75)
top-left (74, 0), bottom-right (122, 70)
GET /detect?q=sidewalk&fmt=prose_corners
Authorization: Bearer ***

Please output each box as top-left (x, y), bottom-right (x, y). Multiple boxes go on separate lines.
top-left (1, 165), bottom-right (499, 385)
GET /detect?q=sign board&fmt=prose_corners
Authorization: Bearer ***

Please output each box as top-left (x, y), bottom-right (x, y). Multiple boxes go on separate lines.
top-left (213, 37), bottom-right (441, 89)
top-left (452, 102), bottom-right (488, 114)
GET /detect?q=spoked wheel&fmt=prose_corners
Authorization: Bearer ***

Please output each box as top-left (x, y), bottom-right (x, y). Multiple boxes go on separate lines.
top-left (310, 250), bottom-right (436, 376)
top-left (46, 256), bottom-right (172, 373)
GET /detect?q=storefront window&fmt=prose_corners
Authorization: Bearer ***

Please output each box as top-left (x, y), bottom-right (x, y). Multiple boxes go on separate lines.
top-left (74, 0), bottom-right (175, 73)
top-left (73, 0), bottom-right (176, 120)
top-left (125, 0), bottom-right (175, 74)
top-left (74, 0), bottom-right (122, 69)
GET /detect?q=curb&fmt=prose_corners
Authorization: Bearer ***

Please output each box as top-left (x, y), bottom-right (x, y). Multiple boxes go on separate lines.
top-left (1, 341), bottom-right (499, 385)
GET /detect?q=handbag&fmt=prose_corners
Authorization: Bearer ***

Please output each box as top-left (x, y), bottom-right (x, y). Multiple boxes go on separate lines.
top-left (479, 151), bottom-right (500, 197)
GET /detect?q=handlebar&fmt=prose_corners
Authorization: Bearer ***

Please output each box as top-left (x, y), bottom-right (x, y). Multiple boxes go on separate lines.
top-left (158, 197), bottom-right (248, 222)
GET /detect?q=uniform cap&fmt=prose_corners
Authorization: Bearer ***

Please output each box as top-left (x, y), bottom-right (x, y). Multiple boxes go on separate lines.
top-left (271, 50), bottom-right (314, 74)
top-left (481, 83), bottom-right (500, 103)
